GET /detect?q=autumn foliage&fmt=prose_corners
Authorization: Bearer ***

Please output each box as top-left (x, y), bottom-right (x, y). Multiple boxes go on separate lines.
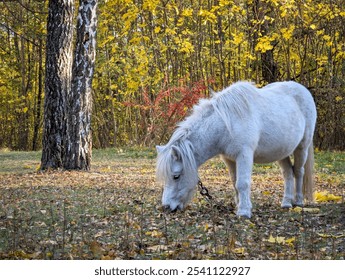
top-left (122, 79), bottom-right (214, 145)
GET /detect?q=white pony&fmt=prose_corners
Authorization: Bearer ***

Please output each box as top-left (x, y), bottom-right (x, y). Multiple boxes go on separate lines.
top-left (156, 81), bottom-right (317, 218)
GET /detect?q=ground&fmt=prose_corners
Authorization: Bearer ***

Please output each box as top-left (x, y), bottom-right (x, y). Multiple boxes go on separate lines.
top-left (0, 148), bottom-right (344, 260)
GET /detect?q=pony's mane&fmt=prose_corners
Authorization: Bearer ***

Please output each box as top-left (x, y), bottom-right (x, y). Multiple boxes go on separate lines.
top-left (156, 81), bottom-right (257, 182)
top-left (212, 81), bottom-right (258, 133)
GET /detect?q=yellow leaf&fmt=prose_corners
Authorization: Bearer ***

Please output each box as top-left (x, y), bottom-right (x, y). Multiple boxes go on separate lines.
top-left (154, 26), bottom-right (161, 34)
top-left (233, 247), bottom-right (245, 254)
top-left (216, 248), bottom-right (225, 254)
top-left (285, 237), bottom-right (296, 246)
top-left (146, 230), bottom-right (164, 238)
top-left (318, 233), bottom-right (345, 239)
top-left (315, 191), bottom-right (342, 202)
top-left (275, 236), bottom-right (285, 244)
top-left (291, 206), bottom-right (303, 213)
top-left (265, 234), bottom-right (286, 244)
top-left (291, 207), bottom-right (320, 213)
top-left (303, 207), bottom-right (320, 213)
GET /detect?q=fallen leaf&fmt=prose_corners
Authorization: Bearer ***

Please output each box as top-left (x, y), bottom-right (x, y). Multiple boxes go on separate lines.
top-left (291, 207), bottom-right (320, 213)
top-left (265, 234), bottom-right (286, 244)
top-left (147, 245), bottom-right (168, 252)
top-left (318, 233), bottom-right (345, 239)
top-left (285, 237), bottom-right (296, 246)
top-left (315, 191), bottom-right (342, 202)
top-left (232, 247), bottom-right (245, 255)
top-left (90, 241), bottom-right (104, 258)
top-left (146, 230), bottom-right (164, 238)
top-left (28, 251), bottom-right (42, 259)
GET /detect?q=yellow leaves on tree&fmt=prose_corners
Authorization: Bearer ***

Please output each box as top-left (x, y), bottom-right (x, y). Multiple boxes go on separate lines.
top-left (199, 9), bottom-right (217, 25)
top-left (232, 32), bottom-right (245, 46)
top-left (255, 35), bottom-right (276, 53)
top-left (280, 25), bottom-right (295, 41)
top-left (142, 0), bottom-right (160, 12)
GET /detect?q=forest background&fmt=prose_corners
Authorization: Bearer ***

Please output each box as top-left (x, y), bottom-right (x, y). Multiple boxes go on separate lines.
top-left (0, 0), bottom-right (344, 151)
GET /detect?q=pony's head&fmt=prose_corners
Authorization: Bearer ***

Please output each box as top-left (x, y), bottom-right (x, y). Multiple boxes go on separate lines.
top-left (156, 141), bottom-right (199, 212)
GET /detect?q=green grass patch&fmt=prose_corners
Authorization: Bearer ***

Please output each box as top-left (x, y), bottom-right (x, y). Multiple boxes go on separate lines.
top-left (0, 147), bottom-right (343, 175)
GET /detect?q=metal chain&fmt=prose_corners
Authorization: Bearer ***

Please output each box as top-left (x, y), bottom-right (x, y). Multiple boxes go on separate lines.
top-left (197, 179), bottom-right (236, 212)
top-left (197, 179), bottom-right (213, 202)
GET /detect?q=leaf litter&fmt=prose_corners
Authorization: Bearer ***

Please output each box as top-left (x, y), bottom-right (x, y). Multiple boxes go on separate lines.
top-left (0, 153), bottom-right (344, 260)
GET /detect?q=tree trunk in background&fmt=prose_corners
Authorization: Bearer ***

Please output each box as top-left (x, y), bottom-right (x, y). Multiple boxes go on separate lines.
top-left (40, 0), bottom-right (74, 169)
top-left (64, 0), bottom-right (98, 170)
top-left (32, 38), bottom-right (44, 151)
top-left (261, 50), bottom-right (278, 83)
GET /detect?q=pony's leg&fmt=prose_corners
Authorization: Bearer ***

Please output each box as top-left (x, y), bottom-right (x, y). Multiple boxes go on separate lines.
top-left (293, 146), bottom-right (309, 206)
top-left (221, 156), bottom-right (238, 204)
top-left (235, 152), bottom-right (253, 218)
top-left (278, 157), bottom-right (295, 208)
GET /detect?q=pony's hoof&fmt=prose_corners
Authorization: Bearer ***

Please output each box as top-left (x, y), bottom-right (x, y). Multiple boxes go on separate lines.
top-left (236, 210), bottom-right (252, 219)
top-left (281, 201), bottom-right (293, 208)
top-left (238, 215), bottom-right (251, 220)
top-left (293, 203), bottom-right (304, 208)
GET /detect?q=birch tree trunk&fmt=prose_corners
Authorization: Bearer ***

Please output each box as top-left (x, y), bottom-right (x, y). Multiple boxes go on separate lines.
top-left (64, 0), bottom-right (98, 170)
top-left (40, 0), bottom-right (74, 169)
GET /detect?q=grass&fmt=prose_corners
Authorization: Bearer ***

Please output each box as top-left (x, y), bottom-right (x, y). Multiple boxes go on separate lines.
top-left (0, 148), bottom-right (344, 260)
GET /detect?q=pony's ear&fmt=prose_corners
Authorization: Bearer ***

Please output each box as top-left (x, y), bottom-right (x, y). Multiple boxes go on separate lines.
top-left (156, 145), bottom-right (164, 154)
top-left (171, 145), bottom-right (181, 161)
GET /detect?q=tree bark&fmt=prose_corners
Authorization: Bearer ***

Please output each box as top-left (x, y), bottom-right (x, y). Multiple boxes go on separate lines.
top-left (64, 0), bottom-right (98, 170)
top-left (40, 0), bottom-right (74, 169)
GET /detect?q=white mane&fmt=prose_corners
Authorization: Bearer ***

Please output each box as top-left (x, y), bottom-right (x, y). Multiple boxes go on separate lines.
top-left (211, 81), bottom-right (258, 133)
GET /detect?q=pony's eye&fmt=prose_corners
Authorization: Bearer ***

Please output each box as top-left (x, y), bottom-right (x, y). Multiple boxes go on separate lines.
top-left (173, 175), bottom-right (180, 180)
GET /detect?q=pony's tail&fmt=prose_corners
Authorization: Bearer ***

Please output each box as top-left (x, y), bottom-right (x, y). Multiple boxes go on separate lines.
top-left (303, 142), bottom-right (315, 203)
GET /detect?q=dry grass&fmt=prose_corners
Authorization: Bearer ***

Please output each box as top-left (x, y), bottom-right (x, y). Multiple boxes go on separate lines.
top-left (0, 148), bottom-right (344, 259)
